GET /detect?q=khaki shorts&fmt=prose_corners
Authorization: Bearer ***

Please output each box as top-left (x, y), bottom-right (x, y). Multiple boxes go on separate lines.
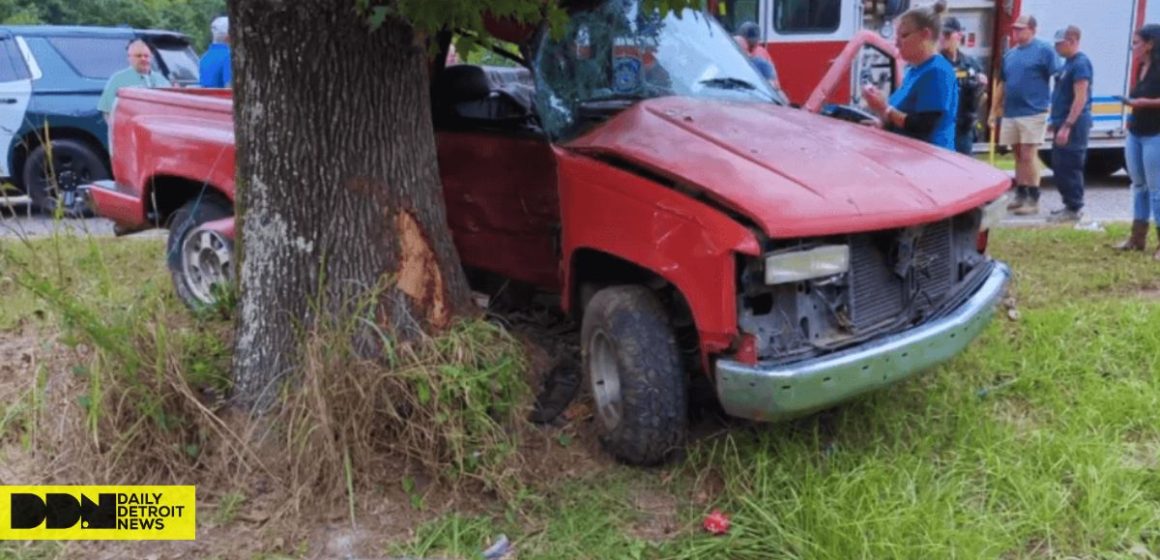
top-left (999, 113), bottom-right (1049, 145)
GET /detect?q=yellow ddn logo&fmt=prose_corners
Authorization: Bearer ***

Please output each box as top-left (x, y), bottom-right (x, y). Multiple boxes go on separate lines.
top-left (0, 486), bottom-right (196, 540)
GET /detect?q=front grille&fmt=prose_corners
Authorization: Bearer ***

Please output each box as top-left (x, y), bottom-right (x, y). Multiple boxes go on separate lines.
top-left (849, 219), bottom-right (956, 330)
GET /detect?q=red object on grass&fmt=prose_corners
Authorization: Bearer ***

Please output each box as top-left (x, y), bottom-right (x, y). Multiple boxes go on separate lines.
top-left (703, 509), bottom-right (731, 535)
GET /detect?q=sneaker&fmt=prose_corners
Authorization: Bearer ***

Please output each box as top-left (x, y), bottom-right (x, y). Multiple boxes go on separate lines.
top-left (1046, 208), bottom-right (1082, 223)
top-left (1012, 201), bottom-right (1039, 216)
top-left (1007, 195), bottom-right (1027, 210)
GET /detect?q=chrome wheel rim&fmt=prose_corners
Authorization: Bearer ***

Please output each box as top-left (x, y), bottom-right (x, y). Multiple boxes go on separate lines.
top-left (589, 331), bottom-right (623, 430)
top-left (181, 226), bottom-right (233, 306)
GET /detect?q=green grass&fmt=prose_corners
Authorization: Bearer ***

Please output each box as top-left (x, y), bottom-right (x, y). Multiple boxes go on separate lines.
top-left (0, 235), bottom-right (170, 330)
top-left (3, 226), bottom-right (1160, 559)
top-left (977, 152), bottom-right (1016, 171)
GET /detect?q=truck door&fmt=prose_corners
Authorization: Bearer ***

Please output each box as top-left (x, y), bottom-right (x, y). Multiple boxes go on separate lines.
top-left (0, 31), bottom-right (32, 178)
top-left (1019, 0), bottom-right (1136, 148)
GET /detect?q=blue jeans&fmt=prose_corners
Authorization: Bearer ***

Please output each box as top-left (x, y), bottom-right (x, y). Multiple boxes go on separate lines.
top-left (1124, 131), bottom-right (1160, 224)
top-left (954, 127), bottom-right (975, 155)
top-left (1050, 115), bottom-right (1091, 211)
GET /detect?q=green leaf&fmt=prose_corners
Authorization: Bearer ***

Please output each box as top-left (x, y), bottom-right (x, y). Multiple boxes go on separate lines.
top-left (367, 6), bottom-right (389, 31)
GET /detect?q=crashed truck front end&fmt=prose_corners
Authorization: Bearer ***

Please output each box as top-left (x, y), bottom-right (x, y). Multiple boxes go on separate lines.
top-left (716, 197), bottom-right (1012, 422)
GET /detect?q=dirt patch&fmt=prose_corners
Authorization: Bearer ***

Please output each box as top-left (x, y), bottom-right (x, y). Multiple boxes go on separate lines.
top-left (1135, 285), bottom-right (1160, 300)
top-left (0, 324), bottom-right (38, 428)
top-left (625, 485), bottom-right (682, 544)
top-left (990, 396), bottom-right (1042, 437)
top-left (1121, 438), bottom-right (1160, 471)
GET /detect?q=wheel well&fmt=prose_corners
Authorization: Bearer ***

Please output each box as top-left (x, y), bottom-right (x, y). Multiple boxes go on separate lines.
top-left (146, 175), bottom-right (233, 227)
top-left (570, 249), bottom-right (701, 373)
top-left (12, 127), bottom-right (109, 189)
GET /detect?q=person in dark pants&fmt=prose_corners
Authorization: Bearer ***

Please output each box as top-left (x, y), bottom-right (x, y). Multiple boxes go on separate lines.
top-left (1046, 25), bottom-right (1092, 223)
top-left (941, 17), bottom-right (988, 155)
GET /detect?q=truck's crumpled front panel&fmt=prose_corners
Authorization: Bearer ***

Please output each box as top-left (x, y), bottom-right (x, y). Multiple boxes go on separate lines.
top-left (717, 261), bottom-right (1010, 422)
top-left (738, 210), bottom-right (991, 363)
top-left (567, 96), bottom-right (1012, 239)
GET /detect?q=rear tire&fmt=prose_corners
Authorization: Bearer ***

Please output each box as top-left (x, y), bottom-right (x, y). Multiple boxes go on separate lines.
top-left (22, 139), bottom-right (109, 217)
top-left (581, 285), bottom-right (686, 466)
top-left (167, 196), bottom-right (234, 311)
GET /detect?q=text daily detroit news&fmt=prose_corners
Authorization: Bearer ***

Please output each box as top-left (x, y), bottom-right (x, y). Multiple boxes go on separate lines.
top-left (2, 486), bottom-right (196, 540)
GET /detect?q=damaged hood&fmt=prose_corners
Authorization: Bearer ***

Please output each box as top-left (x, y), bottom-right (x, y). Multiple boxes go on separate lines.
top-left (565, 97), bottom-right (1011, 239)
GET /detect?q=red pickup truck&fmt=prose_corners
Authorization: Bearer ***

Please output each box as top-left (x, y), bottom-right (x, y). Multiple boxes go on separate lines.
top-left (89, 2), bottom-right (1012, 465)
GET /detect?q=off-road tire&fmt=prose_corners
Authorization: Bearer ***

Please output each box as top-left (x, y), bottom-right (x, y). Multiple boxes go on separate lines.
top-left (23, 139), bottom-right (109, 217)
top-left (581, 285), bottom-right (686, 465)
top-left (167, 196), bottom-right (234, 310)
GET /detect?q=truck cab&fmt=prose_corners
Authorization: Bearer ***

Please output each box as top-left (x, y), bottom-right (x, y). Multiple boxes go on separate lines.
top-left (89, 0), bottom-right (1012, 466)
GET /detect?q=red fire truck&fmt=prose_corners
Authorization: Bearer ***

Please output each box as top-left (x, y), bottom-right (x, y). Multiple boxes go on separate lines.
top-left (710, 0), bottom-right (1155, 177)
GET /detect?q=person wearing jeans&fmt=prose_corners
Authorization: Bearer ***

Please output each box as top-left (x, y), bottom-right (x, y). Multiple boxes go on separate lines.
top-left (1123, 132), bottom-right (1160, 255)
top-left (1046, 26), bottom-right (1092, 223)
top-left (1051, 112), bottom-right (1091, 218)
top-left (1114, 24), bottom-right (1160, 259)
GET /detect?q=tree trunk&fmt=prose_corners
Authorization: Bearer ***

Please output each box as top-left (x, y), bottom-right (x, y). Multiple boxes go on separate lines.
top-left (227, 0), bottom-right (474, 410)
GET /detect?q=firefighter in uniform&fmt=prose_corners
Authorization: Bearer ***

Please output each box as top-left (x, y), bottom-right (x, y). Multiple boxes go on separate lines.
top-left (940, 17), bottom-right (988, 155)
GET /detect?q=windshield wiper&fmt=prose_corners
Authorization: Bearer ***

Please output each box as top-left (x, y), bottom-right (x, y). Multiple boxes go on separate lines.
top-left (699, 77), bottom-right (777, 102)
top-left (700, 77), bottom-right (759, 90)
top-left (584, 93), bottom-right (649, 104)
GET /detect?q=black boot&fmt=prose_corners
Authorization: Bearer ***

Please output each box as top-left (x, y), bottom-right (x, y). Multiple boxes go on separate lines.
top-left (1013, 187), bottom-right (1040, 215)
top-left (1007, 185), bottom-right (1028, 210)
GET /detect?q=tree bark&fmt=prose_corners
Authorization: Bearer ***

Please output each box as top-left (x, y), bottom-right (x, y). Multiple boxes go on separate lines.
top-left (228, 0), bottom-right (473, 410)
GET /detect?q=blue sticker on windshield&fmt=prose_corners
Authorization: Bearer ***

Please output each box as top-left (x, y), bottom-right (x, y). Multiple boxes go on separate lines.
top-left (613, 57), bottom-right (642, 94)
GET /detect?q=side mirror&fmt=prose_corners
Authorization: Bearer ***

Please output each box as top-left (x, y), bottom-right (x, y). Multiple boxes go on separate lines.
top-left (883, 0), bottom-right (910, 19)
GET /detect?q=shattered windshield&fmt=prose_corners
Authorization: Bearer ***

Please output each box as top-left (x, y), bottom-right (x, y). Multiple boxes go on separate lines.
top-left (533, 0), bottom-right (781, 139)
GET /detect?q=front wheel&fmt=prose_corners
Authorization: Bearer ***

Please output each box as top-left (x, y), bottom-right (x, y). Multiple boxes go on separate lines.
top-left (167, 197), bottom-right (234, 310)
top-left (23, 139), bottom-right (110, 217)
top-left (581, 285), bottom-right (686, 466)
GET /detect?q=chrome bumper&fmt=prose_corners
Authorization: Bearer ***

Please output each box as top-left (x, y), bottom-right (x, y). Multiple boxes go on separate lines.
top-left (715, 261), bottom-right (1011, 422)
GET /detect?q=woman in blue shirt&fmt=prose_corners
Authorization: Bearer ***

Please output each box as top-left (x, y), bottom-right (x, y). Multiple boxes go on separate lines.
top-left (863, 1), bottom-right (958, 150)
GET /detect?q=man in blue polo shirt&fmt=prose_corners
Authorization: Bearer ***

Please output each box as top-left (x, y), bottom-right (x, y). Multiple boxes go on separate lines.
top-left (1046, 25), bottom-right (1092, 223)
top-left (988, 14), bottom-right (1058, 216)
top-left (199, 16), bottom-right (232, 88)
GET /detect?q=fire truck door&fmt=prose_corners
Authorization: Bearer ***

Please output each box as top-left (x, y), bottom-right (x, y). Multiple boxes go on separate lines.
top-left (762, 0), bottom-right (860, 105)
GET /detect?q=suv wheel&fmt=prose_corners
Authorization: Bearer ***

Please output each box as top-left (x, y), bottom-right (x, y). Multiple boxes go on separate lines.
top-left (581, 285), bottom-right (687, 465)
top-left (23, 139), bottom-right (109, 217)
